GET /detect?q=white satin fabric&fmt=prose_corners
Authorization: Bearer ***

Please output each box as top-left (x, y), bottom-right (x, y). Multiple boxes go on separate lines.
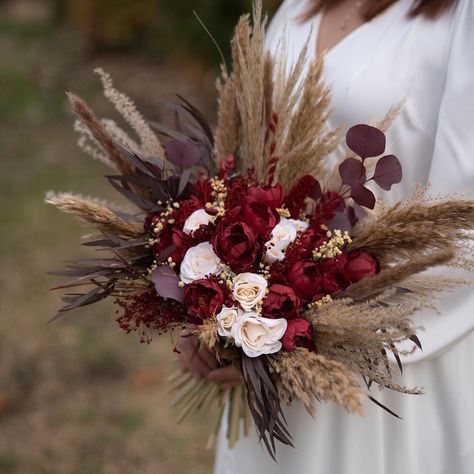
top-left (215, 1), bottom-right (474, 472)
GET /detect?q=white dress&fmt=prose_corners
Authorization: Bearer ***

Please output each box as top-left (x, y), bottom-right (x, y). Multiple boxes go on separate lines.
top-left (215, 0), bottom-right (474, 472)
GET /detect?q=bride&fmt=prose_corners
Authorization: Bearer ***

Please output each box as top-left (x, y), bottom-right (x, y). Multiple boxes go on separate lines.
top-left (179, 1), bottom-right (474, 472)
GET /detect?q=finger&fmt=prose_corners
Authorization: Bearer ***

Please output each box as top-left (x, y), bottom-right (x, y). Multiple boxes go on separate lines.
top-left (221, 381), bottom-right (243, 390)
top-left (198, 346), bottom-right (218, 371)
top-left (207, 366), bottom-right (242, 384)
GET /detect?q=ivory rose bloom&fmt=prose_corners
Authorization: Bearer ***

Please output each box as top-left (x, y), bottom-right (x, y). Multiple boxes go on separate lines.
top-left (264, 217), bottom-right (309, 263)
top-left (182, 209), bottom-right (216, 235)
top-left (216, 306), bottom-right (239, 338)
top-left (180, 242), bottom-right (222, 284)
top-left (231, 313), bottom-right (287, 358)
top-left (232, 273), bottom-right (268, 311)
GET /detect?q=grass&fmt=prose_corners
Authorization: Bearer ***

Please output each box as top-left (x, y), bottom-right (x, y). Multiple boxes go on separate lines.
top-left (0, 13), bottom-right (218, 474)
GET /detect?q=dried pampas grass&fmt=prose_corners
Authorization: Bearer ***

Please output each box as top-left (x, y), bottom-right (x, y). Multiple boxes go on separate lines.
top-left (68, 93), bottom-right (136, 177)
top-left (269, 349), bottom-right (365, 416)
top-left (45, 192), bottom-right (144, 238)
top-left (351, 188), bottom-right (474, 265)
top-left (94, 68), bottom-right (164, 160)
top-left (309, 298), bottom-right (424, 393)
top-left (343, 249), bottom-right (456, 301)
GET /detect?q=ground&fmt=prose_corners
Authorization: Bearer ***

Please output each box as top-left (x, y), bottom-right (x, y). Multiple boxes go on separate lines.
top-left (0, 9), bottom-right (220, 474)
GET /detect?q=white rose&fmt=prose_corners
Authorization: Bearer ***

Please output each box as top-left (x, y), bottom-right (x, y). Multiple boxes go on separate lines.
top-left (264, 218), bottom-right (308, 263)
top-left (264, 239), bottom-right (289, 264)
top-left (216, 306), bottom-right (239, 338)
top-left (180, 242), bottom-right (222, 284)
top-left (232, 273), bottom-right (268, 311)
top-left (288, 218), bottom-right (310, 233)
top-left (182, 209), bottom-right (216, 235)
top-left (231, 313), bottom-right (287, 358)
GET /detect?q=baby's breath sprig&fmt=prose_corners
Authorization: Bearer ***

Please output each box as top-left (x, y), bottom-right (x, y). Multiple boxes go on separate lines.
top-left (308, 295), bottom-right (333, 310)
top-left (209, 178), bottom-right (228, 217)
top-left (257, 262), bottom-right (272, 280)
top-left (313, 229), bottom-right (352, 260)
top-left (276, 207), bottom-right (291, 218)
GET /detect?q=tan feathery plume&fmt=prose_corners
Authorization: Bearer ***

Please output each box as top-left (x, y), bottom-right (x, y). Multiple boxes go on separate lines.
top-left (214, 65), bottom-right (241, 165)
top-left (230, 1), bottom-right (268, 181)
top-left (94, 68), bottom-right (164, 160)
top-left (68, 93), bottom-right (136, 177)
top-left (102, 119), bottom-right (141, 154)
top-left (309, 298), bottom-right (424, 392)
top-left (73, 119), bottom-right (112, 167)
top-left (277, 57), bottom-right (338, 188)
top-left (45, 192), bottom-right (144, 238)
top-left (197, 319), bottom-right (219, 351)
top-left (269, 349), bottom-right (365, 416)
top-left (263, 52), bottom-right (275, 131)
top-left (351, 188), bottom-right (474, 264)
top-left (343, 249), bottom-right (456, 301)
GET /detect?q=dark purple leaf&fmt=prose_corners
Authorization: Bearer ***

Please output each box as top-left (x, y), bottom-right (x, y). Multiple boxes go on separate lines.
top-left (307, 179), bottom-right (322, 201)
top-left (372, 154), bottom-right (402, 190)
top-left (351, 184), bottom-right (376, 209)
top-left (339, 157), bottom-right (366, 186)
top-left (164, 140), bottom-right (201, 168)
top-left (410, 334), bottom-right (423, 351)
top-left (346, 124), bottom-right (386, 159)
top-left (177, 95), bottom-right (214, 145)
top-left (151, 266), bottom-right (184, 303)
top-left (328, 211), bottom-right (352, 232)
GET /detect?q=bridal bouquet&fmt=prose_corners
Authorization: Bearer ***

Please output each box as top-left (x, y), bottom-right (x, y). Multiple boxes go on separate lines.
top-left (48, 1), bottom-right (474, 459)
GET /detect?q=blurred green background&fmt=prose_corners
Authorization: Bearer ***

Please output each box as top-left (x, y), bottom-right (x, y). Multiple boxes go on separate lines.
top-left (0, 1), bottom-right (278, 473)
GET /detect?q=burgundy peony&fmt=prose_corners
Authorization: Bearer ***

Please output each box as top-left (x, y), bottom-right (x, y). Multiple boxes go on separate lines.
top-left (183, 279), bottom-right (226, 319)
top-left (282, 318), bottom-right (315, 351)
top-left (297, 228), bottom-right (328, 259)
top-left (242, 200), bottom-right (280, 239)
top-left (247, 184), bottom-right (285, 208)
top-left (318, 253), bottom-right (349, 294)
top-left (212, 221), bottom-right (259, 273)
top-left (286, 261), bottom-right (321, 301)
top-left (344, 251), bottom-right (378, 283)
top-left (262, 284), bottom-right (302, 319)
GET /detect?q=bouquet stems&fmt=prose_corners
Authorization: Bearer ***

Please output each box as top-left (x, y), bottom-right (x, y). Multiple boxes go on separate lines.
top-left (169, 369), bottom-right (251, 449)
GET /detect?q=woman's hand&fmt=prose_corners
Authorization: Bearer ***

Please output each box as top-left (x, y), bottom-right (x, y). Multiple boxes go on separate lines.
top-left (176, 326), bottom-right (243, 389)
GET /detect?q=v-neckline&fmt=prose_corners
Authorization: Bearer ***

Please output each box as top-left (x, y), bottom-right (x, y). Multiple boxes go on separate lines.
top-left (309, 0), bottom-right (405, 58)
top-left (313, 12), bottom-right (371, 57)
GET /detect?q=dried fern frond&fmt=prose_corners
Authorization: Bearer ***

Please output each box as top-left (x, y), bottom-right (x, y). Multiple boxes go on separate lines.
top-left (94, 68), bottom-right (164, 160)
top-left (351, 188), bottom-right (474, 264)
top-left (45, 192), bottom-right (144, 238)
top-left (269, 349), bottom-right (365, 416)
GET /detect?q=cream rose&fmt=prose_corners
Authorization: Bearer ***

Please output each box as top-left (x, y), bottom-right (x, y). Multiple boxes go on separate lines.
top-left (182, 209), bottom-right (216, 235)
top-left (232, 273), bottom-right (268, 311)
top-left (231, 313), bottom-right (287, 358)
top-left (180, 242), bottom-right (222, 284)
top-left (216, 306), bottom-right (239, 338)
top-left (264, 217), bottom-right (308, 263)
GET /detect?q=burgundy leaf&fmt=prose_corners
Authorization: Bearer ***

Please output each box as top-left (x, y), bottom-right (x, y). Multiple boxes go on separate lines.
top-left (346, 124), bottom-right (386, 159)
top-left (339, 157), bottom-right (366, 186)
top-left (372, 154), bottom-right (402, 190)
top-left (307, 179), bottom-right (322, 200)
top-left (151, 266), bottom-right (184, 303)
top-left (164, 140), bottom-right (201, 168)
top-left (351, 184), bottom-right (376, 209)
